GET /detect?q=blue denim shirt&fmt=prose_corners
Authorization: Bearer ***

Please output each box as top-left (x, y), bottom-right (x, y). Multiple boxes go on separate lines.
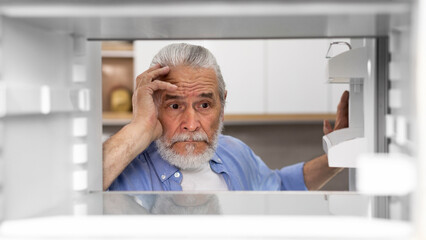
top-left (109, 135), bottom-right (307, 191)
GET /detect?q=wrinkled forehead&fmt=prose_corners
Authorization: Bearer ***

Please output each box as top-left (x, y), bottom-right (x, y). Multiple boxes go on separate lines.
top-left (160, 65), bottom-right (219, 99)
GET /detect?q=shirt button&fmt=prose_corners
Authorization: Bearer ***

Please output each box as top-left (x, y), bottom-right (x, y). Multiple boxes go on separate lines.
top-left (161, 175), bottom-right (166, 180)
top-left (174, 172), bottom-right (180, 178)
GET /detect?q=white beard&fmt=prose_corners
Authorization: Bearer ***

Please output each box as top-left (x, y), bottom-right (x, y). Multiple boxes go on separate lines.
top-left (155, 121), bottom-right (223, 170)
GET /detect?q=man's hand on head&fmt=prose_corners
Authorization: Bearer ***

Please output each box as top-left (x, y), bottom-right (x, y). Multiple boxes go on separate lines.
top-left (132, 64), bottom-right (177, 142)
top-left (323, 90), bottom-right (349, 135)
top-left (102, 64), bottom-right (176, 191)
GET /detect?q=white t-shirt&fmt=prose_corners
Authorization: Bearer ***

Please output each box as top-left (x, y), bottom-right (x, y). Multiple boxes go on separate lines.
top-left (180, 163), bottom-right (228, 191)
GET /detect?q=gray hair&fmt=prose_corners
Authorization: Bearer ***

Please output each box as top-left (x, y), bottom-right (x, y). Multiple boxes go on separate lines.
top-left (150, 43), bottom-right (226, 109)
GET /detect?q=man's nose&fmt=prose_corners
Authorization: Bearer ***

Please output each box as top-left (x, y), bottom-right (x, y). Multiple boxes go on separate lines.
top-left (181, 107), bottom-right (200, 132)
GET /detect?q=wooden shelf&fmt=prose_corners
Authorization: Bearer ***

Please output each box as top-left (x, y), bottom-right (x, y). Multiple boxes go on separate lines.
top-left (102, 41), bottom-right (133, 51)
top-left (102, 112), bottom-right (336, 126)
top-left (103, 112), bottom-right (132, 126)
top-left (101, 41), bottom-right (134, 58)
top-left (101, 50), bottom-right (134, 58)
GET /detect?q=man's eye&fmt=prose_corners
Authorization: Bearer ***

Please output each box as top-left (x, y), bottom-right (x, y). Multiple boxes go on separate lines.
top-left (200, 103), bottom-right (210, 109)
top-left (170, 104), bottom-right (179, 109)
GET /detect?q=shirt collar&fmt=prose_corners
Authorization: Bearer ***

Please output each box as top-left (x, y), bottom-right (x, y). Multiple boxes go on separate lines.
top-left (209, 151), bottom-right (229, 175)
top-left (210, 152), bottom-right (223, 164)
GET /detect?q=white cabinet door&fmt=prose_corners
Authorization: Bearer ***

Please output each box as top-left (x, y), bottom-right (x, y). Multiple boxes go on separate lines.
top-left (265, 39), bottom-right (330, 113)
top-left (204, 40), bottom-right (265, 114)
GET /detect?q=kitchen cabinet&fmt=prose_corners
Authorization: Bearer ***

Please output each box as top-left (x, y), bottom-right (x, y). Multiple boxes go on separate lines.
top-left (266, 39), bottom-right (330, 113)
top-left (204, 40), bottom-right (265, 114)
top-left (266, 39), bottom-right (349, 114)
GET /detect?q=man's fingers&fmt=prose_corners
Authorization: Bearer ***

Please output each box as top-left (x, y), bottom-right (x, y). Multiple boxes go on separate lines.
top-left (137, 66), bottom-right (170, 87)
top-left (136, 65), bottom-right (170, 88)
top-left (145, 63), bottom-right (162, 73)
top-left (337, 91), bottom-right (349, 110)
top-left (148, 80), bottom-right (177, 93)
top-left (323, 120), bottom-right (333, 135)
top-left (146, 65), bottom-right (170, 81)
top-left (334, 90), bottom-right (349, 130)
top-left (340, 90), bottom-right (349, 103)
top-left (141, 63), bottom-right (162, 76)
top-left (136, 64), bottom-right (161, 86)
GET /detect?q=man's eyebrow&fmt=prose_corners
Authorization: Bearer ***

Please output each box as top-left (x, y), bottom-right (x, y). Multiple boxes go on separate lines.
top-left (164, 94), bottom-right (183, 101)
top-left (164, 92), bottom-right (214, 101)
top-left (199, 92), bottom-right (214, 99)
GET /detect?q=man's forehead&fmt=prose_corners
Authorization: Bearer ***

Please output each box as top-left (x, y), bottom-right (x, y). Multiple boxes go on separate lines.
top-left (158, 65), bottom-right (219, 99)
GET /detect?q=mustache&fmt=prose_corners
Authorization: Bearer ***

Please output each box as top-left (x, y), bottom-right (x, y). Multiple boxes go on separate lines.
top-left (168, 132), bottom-right (209, 146)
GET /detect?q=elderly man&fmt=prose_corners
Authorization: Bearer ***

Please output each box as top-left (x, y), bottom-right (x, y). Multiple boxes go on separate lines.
top-left (103, 43), bottom-right (348, 191)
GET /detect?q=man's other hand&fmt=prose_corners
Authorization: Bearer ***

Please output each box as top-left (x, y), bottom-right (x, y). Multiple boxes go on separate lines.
top-left (305, 91), bottom-right (348, 190)
top-left (323, 91), bottom-right (349, 135)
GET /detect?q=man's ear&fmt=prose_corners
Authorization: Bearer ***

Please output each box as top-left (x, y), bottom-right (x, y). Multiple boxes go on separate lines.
top-left (221, 90), bottom-right (227, 122)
